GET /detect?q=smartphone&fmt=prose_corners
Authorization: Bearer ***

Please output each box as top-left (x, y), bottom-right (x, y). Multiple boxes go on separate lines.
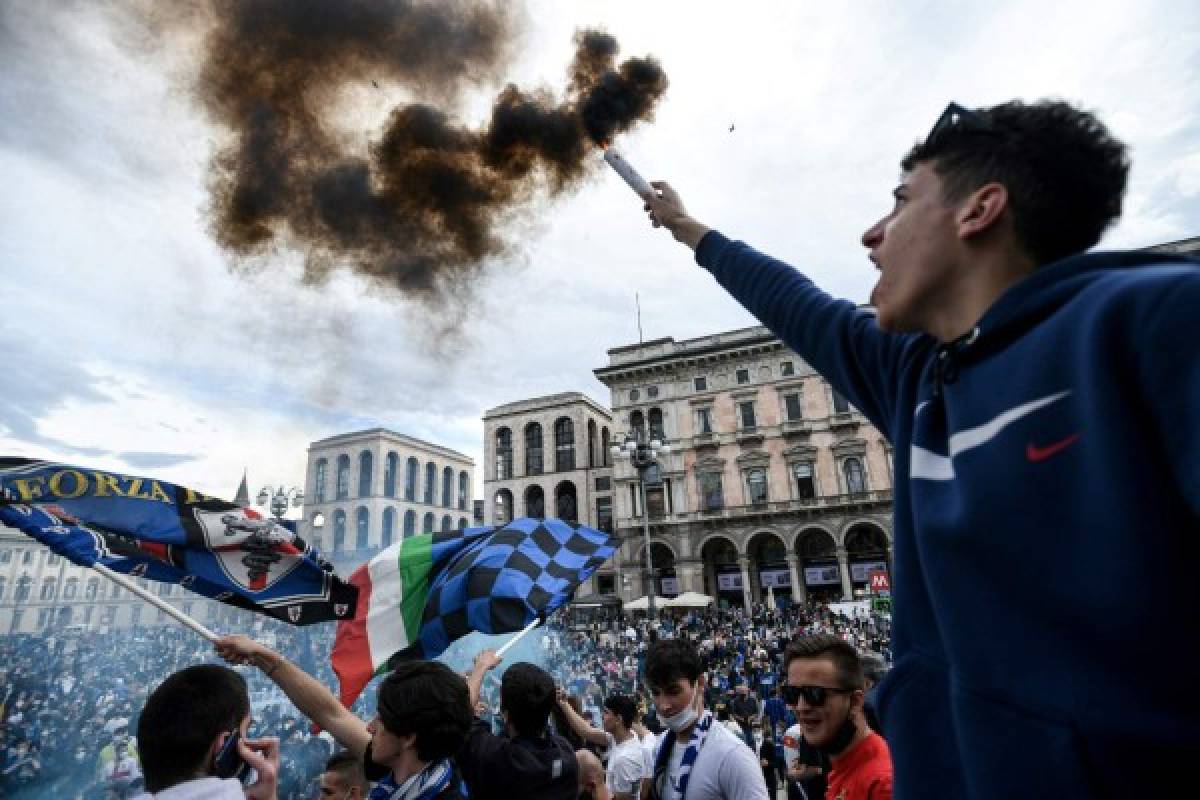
top-left (213, 731), bottom-right (250, 782)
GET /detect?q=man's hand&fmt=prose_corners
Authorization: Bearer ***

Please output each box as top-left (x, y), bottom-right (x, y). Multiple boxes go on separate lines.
top-left (473, 649), bottom-right (502, 673)
top-left (215, 635), bottom-right (279, 674)
top-left (555, 686), bottom-right (570, 707)
top-left (643, 181), bottom-right (710, 251)
top-left (239, 735), bottom-right (280, 800)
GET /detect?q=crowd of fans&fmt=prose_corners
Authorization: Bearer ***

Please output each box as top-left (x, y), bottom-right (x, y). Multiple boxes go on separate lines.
top-left (1, 599), bottom-right (891, 799)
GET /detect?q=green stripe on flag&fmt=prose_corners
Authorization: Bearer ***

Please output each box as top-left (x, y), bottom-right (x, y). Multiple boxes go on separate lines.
top-left (399, 532), bottom-right (434, 647)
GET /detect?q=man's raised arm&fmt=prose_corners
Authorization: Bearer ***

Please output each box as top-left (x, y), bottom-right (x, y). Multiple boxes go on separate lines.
top-left (554, 687), bottom-right (609, 747)
top-left (215, 634), bottom-right (370, 759)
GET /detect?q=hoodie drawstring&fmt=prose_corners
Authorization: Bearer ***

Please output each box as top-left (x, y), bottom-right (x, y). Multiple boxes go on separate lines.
top-left (932, 326), bottom-right (980, 396)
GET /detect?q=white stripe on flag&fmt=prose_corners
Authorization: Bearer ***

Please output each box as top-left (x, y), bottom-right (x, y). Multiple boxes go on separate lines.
top-left (365, 545), bottom-right (410, 672)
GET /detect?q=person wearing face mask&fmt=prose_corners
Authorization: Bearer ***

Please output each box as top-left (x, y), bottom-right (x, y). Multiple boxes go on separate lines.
top-left (317, 751), bottom-right (370, 800)
top-left (783, 634), bottom-right (892, 800)
top-left (642, 638), bottom-right (768, 800)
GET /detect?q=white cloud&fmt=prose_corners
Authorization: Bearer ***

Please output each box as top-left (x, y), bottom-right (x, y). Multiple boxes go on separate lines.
top-left (2, 0), bottom-right (1198, 502)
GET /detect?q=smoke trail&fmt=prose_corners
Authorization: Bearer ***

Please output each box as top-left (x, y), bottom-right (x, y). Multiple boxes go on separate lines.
top-left (196, 2), bottom-right (668, 298)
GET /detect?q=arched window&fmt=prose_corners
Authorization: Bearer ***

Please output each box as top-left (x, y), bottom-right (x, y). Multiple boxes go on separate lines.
top-left (313, 458), bottom-right (328, 504)
top-left (41, 577), bottom-right (57, 601)
top-left (555, 481), bottom-right (578, 522)
top-left (333, 509), bottom-right (347, 551)
top-left (403, 510), bottom-right (416, 538)
top-left (496, 428), bottom-right (513, 479)
top-left (442, 466), bottom-right (453, 508)
top-left (16, 576), bottom-right (32, 602)
top-left (382, 508), bottom-right (395, 548)
top-left (356, 507), bottom-right (369, 549)
top-left (555, 418), bottom-right (575, 472)
top-left (459, 517), bottom-right (469, 530)
top-left (85, 577), bottom-right (99, 600)
top-left (844, 457), bottom-right (866, 494)
top-left (358, 451), bottom-right (373, 497)
top-left (648, 408), bottom-right (664, 441)
top-left (441, 515), bottom-right (453, 532)
top-left (458, 471), bottom-right (469, 510)
top-left (405, 457), bottom-right (419, 501)
top-left (384, 452), bottom-right (398, 498)
top-left (336, 455), bottom-right (350, 500)
top-left (64, 578), bottom-right (78, 600)
top-left (494, 489), bottom-right (513, 524)
top-left (747, 468), bottom-right (768, 505)
top-left (630, 411), bottom-right (645, 440)
top-left (424, 462), bottom-right (436, 505)
top-left (525, 485), bottom-right (545, 519)
top-left (423, 512), bottom-right (435, 534)
top-left (525, 423), bottom-right (543, 475)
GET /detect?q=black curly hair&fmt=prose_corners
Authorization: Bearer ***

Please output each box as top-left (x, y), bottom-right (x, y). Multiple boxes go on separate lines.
top-left (500, 662), bottom-right (558, 737)
top-left (377, 661), bottom-right (472, 762)
top-left (902, 99), bottom-right (1130, 266)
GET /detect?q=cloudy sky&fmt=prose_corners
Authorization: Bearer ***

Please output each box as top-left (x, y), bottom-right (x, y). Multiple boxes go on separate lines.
top-left (1, 0), bottom-right (1197, 505)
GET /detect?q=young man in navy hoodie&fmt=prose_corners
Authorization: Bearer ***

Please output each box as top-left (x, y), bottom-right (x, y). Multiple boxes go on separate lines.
top-left (642, 99), bottom-right (1199, 798)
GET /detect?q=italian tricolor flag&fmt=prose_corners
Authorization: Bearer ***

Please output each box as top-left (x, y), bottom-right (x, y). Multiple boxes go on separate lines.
top-left (331, 534), bottom-right (433, 709)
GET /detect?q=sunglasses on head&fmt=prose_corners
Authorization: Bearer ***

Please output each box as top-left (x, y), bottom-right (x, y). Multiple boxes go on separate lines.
top-left (782, 684), bottom-right (855, 707)
top-left (925, 102), bottom-right (997, 145)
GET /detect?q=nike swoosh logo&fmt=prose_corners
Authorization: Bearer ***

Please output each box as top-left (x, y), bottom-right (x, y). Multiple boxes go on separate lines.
top-left (1026, 432), bottom-right (1081, 462)
top-left (911, 390), bottom-right (1071, 481)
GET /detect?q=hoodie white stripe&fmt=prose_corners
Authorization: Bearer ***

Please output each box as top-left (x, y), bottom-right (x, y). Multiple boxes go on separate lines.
top-left (910, 391), bottom-right (1071, 481)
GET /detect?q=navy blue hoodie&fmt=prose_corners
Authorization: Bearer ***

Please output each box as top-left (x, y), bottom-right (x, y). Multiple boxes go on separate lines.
top-left (695, 230), bottom-right (1200, 798)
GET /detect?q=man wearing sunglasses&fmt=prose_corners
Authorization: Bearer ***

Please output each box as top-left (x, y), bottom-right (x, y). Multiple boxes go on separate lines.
top-left (783, 634), bottom-right (891, 800)
top-left (642, 99), bottom-right (1199, 797)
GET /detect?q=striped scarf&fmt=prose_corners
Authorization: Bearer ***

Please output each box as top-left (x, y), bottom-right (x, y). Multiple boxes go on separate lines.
top-left (368, 759), bottom-right (453, 800)
top-left (650, 711), bottom-right (714, 800)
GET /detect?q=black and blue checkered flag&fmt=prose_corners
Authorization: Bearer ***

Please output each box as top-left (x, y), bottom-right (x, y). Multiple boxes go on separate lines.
top-left (332, 517), bottom-right (616, 706)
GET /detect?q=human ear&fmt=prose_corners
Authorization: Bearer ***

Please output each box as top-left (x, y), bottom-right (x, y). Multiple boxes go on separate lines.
top-left (956, 182), bottom-right (1008, 239)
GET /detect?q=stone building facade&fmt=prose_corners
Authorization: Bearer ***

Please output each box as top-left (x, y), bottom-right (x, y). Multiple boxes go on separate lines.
top-left (594, 326), bottom-right (895, 608)
top-left (482, 393), bottom-right (615, 593)
top-left (300, 428), bottom-right (475, 571)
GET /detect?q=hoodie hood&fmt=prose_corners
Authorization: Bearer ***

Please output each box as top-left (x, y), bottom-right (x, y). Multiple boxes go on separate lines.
top-left (930, 249), bottom-right (1199, 391)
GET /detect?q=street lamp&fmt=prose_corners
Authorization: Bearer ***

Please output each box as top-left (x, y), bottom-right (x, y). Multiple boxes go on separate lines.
top-left (257, 485), bottom-right (304, 522)
top-left (611, 430), bottom-right (670, 621)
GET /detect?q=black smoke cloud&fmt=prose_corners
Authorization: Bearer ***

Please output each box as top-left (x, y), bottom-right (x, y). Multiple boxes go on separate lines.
top-left (196, 2), bottom-right (668, 297)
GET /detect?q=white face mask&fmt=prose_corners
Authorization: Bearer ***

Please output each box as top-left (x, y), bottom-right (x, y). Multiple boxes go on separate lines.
top-left (661, 705), bottom-right (697, 734)
top-left (660, 678), bottom-right (704, 733)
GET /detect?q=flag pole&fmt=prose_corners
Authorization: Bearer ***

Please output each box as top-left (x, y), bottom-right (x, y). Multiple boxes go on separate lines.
top-left (91, 562), bottom-right (219, 642)
top-left (496, 617), bottom-right (540, 658)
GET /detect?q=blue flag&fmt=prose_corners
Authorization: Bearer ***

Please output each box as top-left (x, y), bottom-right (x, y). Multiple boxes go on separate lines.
top-left (0, 458), bottom-right (357, 625)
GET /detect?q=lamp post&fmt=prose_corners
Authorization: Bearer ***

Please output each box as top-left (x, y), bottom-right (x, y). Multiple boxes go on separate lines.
top-left (256, 485), bottom-right (304, 522)
top-left (611, 430), bottom-right (670, 621)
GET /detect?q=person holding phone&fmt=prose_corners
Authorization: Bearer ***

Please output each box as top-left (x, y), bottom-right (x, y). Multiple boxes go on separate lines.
top-left (132, 664), bottom-right (279, 800)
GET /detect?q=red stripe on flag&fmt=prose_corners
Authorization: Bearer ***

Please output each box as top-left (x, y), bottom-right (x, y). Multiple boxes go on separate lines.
top-left (331, 562), bottom-right (375, 710)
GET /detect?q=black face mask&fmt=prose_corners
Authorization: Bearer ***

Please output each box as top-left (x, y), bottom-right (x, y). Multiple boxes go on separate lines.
top-left (362, 740), bottom-right (390, 782)
top-left (817, 710), bottom-right (857, 756)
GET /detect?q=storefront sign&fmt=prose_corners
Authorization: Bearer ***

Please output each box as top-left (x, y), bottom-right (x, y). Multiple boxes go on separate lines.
top-left (759, 568), bottom-right (791, 587)
top-left (717, 572), bottom-right (743, 590)
top-left (804, 565), bottom-right (841, 586)
top-left (850, 560), bottom-right (889, 583)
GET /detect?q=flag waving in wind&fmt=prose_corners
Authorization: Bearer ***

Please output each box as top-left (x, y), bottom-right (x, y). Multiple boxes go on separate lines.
top-left (0, 458), bottom-right (357, 626)
top-left (332, 517), bottom-right (616, 709)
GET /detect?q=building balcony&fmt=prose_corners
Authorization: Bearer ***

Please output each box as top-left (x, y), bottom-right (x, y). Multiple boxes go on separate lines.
top-left (829, 412), bottom-right (859, 432)
top-left (735, 427), bottom-right (764, 446)
top-left (781, 419), bottom-right (813, 437)
top-left (614, 489), bottom-right (892, 528)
